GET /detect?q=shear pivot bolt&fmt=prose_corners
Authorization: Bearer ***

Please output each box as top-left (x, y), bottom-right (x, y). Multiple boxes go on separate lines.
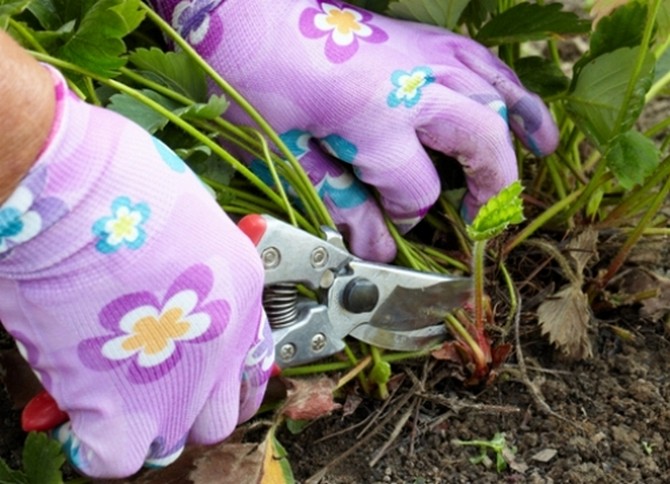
top-left (311, 333), bottom-right (327, 352)
top-left (342, 278), bottom-right (379, 313)
top-left (279, 343), bottom-right (296, 361)
top-left (262, 247), bottom-right (281, 269)
top-left (310, 247), bottom-right (329, 268)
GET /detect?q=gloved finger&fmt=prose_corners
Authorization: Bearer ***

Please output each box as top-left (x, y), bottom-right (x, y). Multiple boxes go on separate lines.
top-left (237, 317), bottom-right (274, 424)
top-left (52, 414), bottom-right (183, 478)
top-left (445, 40), bottom-right (559, 156)
top-left (330, 127), bottom-right (441, 236)
top-left (431, 64), bottom-right (510, 121)
top-left (416, 86), bottom-right (519, 221)
top-left (250, 130), bottom-right (397, 262)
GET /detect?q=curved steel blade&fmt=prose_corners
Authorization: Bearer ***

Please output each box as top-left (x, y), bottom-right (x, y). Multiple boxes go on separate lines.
top-left (369, 278), bottom-right (472, 331)
top-left (349, 323), bottom-right (447, 351)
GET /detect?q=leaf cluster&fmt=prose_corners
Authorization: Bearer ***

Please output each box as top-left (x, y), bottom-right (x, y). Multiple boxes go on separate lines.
top-left (0, 432), bottom-right (71, 484)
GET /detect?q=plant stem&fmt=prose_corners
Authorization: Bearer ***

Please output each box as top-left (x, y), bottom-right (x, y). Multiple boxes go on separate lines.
top-left (472, 239), bottom-right (486, 329)
top-left (613, 0), bottom-right (661, 133)
top-left (141, 5), bottom-right (333, 229)
top-left (444, 313), bottom-right (486, 369)
top-left (370, 346), bottom-right (389, 399)
top-left (504, 187), bottom-right (584, 254)
top-left (594, 173), bottom-right (670, 291)
top-left (599, 154), bottom-right (670, 227)
top-left (30, 53), bottom-right (292, 210)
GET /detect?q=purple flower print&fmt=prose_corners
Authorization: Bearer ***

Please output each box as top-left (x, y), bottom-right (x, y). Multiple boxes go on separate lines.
top-left (171, 0), bottom-right (224, 55)
top-left (78, 264), bottom-right (229, 384)
top-left (0, 166), bottom-right (67, 257)
top-left (299, 1), bottom-right (388, 63)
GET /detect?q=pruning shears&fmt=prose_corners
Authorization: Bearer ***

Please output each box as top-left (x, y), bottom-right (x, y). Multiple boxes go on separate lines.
top-left (238, 214), bottom-right (472, 369)
top-left (22, 214), bottom-right (472, 431)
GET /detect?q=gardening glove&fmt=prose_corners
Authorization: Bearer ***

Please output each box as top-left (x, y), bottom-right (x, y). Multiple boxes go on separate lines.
top-left (0, 65), bottom-right (274, 478)
top-left (151, 0), bottom-right (559, 262)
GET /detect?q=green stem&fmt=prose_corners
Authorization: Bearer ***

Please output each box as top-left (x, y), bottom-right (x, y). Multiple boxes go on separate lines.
top-left (561, 160), bottom-right (610, 222)
top-left (595, 173), bottom-right (670, 291)
top-left (472, 239), bottom-right (486, 329)
top-left (344, 345), bottom-right (370, 394)
top-left (141, 5), bottom-right (333, 229)
top-left (504, 187), bottom-right (585, 254)
top-left (444, 313), bottom-right (486, 369)
top-left (600, 154), bottom-right (670, 227)
top-left (498, 261), bottom-right (518, 336)
top-left (370, 346), bottom-right (389, 399)
top-left (421, 246), bottom-right (470, 273)
top-left (31, 53), bottom-right (291, 211)
top-left (612, 0), bottom-right (661, 133)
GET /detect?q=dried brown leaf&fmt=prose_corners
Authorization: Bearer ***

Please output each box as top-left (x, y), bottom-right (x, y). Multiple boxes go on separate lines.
top-left (129, 428), bottom-right (254, 484)
top-left (537, 284), bottom-right (593, 360)
top-left (616, 268), bottom-right (670, 321)
top-left (280, 376), bottom-right (341, 421)
top-left (566, 227), bottom-right (598, 275)
top-left (189, 442), bottom-right (264, 484)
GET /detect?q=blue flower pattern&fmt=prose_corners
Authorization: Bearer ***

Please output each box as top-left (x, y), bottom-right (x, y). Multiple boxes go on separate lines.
top-left (250, 130), bottom-right (369, 210)
top-left (387, 66), bottom-right (435, 108)
top-left (93, 196), bottom-right (151, 254)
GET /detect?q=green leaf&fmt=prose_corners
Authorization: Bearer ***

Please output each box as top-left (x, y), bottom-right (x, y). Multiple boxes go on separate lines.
top-left (22, 432), bottom-right (65, 484)
top-left (605, 130), bottom-right (660, 189)
top-left (129, 47), bottom-right (208, 101)
top-left (590, 1), bottom-right (647, 59)
top-left (58, 0), bottom-right (145, 77)
top-left (107, 89), bottom-right (181, 133)
top-left (387, 0), bottom-right (470, 29)
top-left (0, 458), bottom-right (28, 484)
top-left (180, 94), bottom-right (229, 120)
top-left (655, 0), bottom-right (670, 47)
top-left (26, 0), bottom-right (99, 30)
top-left (475, 2), bottom-right (590, 46)
top-left (460, 0), bottom-right (496, 31)
top-left (0, 0), bottom-right (30, 17)
top-left (514, 56), bottom-right (570, 98)
top-left (467, 181), bottom-right (525, 241)
top-left (346, 0), bottom-right (391, 13)
top-left (179, 145), bottom-right (235, 186)
top-left (285, 418), bottom-right (310, 435)
top-left (566, 46), bottom-right (655, 147)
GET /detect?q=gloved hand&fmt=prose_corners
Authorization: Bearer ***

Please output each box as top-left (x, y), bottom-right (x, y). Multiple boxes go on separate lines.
top-left (152, 0), bottom-right (559, 262)
top-left (0, 66), bottom-right (274, 478)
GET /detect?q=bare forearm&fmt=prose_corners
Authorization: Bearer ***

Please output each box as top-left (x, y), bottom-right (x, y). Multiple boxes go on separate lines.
top-left (0, 30), bottom-right (55, 203)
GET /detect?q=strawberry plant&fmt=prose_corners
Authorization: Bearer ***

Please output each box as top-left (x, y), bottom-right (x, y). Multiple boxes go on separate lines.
top-left (1, 0), bottom-right (669, 478)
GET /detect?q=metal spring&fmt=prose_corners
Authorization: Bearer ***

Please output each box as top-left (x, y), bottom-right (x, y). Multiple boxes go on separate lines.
top-left (263, 283), bottom-right (299, 328)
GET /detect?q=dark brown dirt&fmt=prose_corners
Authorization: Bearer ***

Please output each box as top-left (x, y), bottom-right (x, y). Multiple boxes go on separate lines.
top-left (280, 319), bottom-right (670, 483)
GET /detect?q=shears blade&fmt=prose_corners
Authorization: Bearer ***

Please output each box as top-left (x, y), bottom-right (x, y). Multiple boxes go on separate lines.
top-left (368, 278), bottom-right (472, 332)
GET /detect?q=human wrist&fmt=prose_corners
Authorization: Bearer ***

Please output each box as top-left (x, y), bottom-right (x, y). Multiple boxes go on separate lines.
top-left (0, 31), bottom-right (56, 203)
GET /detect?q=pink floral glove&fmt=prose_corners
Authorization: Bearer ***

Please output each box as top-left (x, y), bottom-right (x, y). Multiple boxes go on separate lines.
top-left (0, 66), bottom-right (274, 478)
top-left (152, 0), bottom-right (559, 262)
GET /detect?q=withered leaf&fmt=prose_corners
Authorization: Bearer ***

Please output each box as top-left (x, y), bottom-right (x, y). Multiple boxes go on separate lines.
top-left (280, 376), bottom-right (341, 421)
top-left (566, 227), bottom-right (598, 275)
top-left (537, 284), bottom-right (593, 360)
top-left (615, 268), bottom-right (670, 321)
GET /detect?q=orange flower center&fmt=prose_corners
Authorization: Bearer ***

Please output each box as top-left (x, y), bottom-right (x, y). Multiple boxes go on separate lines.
top-left (122, 308), bottom-right (190, 355)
